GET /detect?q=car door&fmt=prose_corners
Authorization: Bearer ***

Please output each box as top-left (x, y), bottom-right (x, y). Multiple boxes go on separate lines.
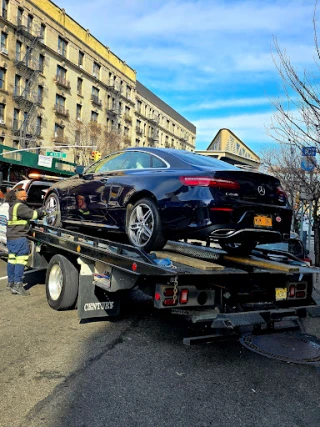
top-left (66, 151), bottom-right (133, 225)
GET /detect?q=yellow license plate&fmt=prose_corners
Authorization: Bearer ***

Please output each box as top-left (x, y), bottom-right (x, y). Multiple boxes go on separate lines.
top-left (254, 215), bottom-right (272, 228)
top-left (275, 288), bottom-right (287, 301)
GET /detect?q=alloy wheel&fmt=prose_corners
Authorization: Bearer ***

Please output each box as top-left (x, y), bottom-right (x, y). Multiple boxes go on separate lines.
top-left (128, 203), bottom-right (155, 247)
top-left (48, 264), bottom-right (63, 301)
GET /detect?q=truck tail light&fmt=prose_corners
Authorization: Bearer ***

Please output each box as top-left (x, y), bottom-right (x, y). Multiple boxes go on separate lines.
top-left (179, 289), bottom-right (189, 304)
top-left (163, 288), bottom-right (174, 297)
top-left (163, 298), bottom-right (177, 306)
top-left (295, 291), bottom-right (306, 298)
top-left (289, 285), bottom-right (296, 298)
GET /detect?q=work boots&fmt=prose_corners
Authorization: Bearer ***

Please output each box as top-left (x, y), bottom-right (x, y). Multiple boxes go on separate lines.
top-left (10, 282), bottom-right (30, 296)
top-left (6, 282), bottom-right (14, 291)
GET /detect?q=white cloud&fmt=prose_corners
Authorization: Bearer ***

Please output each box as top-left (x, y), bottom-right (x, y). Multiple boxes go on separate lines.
top-left (182, 97), bottom-right (273, 112)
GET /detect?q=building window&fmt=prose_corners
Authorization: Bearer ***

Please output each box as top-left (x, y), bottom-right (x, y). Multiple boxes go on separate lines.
top-left (38, 85), bottom-right (43, 105)
top-left (57, 65), bottom-right (66, 79)
top-left (17, 7), bottom-right (23, 26)
top-left (93, 62), bottom-right (100, 78)
top-left (77, 77), bottom-right (83, 95)
top-left (0, 67), bottom-right (6, 90)
top-left (91, 111), bottom-right (98, 122)
top-left (0, 103), bottom-right (5, 123)
top-left (36, 116), bottom-right (42, 136)
top-left (13, 108), bottom-right (20, 130)
top-left (39, 54), bottom-right (45, 73)
top-left (15, 41), bottom-right (22, 61)
top-left (54, 123), bottom-right (64, 138)
top-left (137, 100), bottom-right (142, 114)
top-left (56, 94), bottom-right (65, 107)
top-left (78, 51), bottom-right (84, 67)
top-left (126, 85), bottom-right (131, 99)
top-left (27, 14), bottom-right (33, 32)
top-left (14, 74), bottom-right (21, 95)
top-left (1, 32), bottom-right (8, 53)
top-left (76, 104), bottom-right (82, 120)
top-left (58, 36), bottom-right (67, 57)
top-left (40, 24), bottom-right (46, 39)
top-left (2, 0), bottom-right (8, 20)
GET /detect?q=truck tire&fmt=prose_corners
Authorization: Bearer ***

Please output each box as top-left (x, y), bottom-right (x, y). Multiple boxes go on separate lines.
top-left (46, 254), bottom-right (79, 310)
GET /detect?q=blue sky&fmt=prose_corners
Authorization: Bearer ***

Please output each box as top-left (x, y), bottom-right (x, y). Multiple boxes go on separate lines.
top-left (57, 0), bottom-right (318, 155)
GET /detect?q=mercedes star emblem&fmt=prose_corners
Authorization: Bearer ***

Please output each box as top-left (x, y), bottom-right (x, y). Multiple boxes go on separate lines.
top-left (257, 186), bottom-right (265, 196)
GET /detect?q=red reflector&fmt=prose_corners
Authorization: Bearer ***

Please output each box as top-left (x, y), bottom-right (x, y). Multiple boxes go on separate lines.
top-left (132, 262), bottom-right (137, 272)
top-left (296, 283), bottom-right (306, 290)
top-left (179, 176), bottom-right (240, 190)
top-left (155, 292), bottom-right (161, 301)
top-left (210, 207), bottom-right (233, 212)
top-left (276, 186), bottom-right (288, 198)
top-left (163, 298), bottom-right (176, 306)
top-left (180, 289), bottom-right (189, 304)
top-left (296, 291), bottom-right (306, 298)
top-left (163, 288), bottom-right (174, 297)
top-left (289, 285), bottom-right (295, 298)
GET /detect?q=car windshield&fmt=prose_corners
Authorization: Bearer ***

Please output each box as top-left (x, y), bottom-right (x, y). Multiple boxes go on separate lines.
top-left (172, 151), bottom-right (238, 169)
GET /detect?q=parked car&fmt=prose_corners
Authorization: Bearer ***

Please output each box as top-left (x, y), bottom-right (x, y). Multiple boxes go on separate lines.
top-left (44, 148), bottom-right (292, 253)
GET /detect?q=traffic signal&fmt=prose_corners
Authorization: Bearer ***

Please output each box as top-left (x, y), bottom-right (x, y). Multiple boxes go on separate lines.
top-left (91, 151), bottom-right (96, 161)
top-left (94, 151), bottom-right (101, 161)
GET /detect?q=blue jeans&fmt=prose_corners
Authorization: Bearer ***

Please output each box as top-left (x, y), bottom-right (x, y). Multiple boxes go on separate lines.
top-left (7, 237), bottom-right (30, 283)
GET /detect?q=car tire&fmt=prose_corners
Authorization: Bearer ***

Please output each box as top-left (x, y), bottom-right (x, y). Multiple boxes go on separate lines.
top-left (45, 192), bottom-right (62, 227)
top-left (46, 254), bottom-right (79, 310)
top-left (220, 241), bottom-right (257, 255)
top-left (126, 198), bottom-right (167, 252)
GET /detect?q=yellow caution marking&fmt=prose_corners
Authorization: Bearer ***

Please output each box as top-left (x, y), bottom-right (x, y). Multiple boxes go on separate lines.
top-left (223, 255), bottom-right (299, 273)
top-left (76, 245), bottom-right (81, 253)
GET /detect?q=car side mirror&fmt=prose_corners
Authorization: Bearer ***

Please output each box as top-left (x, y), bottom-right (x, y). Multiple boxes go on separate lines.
top-left (75, 165), bottom-right (85, 177)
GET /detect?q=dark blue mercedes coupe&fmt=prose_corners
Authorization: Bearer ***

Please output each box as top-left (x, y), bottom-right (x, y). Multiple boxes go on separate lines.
top-left (44, 147), bottom-right (292, 253)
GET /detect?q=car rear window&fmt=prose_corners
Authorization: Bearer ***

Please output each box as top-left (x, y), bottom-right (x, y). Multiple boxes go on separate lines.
top-left (172, 151), bottom-right (238, 169)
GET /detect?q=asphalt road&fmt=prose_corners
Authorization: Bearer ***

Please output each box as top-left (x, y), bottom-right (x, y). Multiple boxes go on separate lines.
top-left (0, 259), bottom-right (320, 427)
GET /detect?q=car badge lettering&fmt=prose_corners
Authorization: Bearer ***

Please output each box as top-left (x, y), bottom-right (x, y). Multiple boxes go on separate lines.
top-left (257, 186), bottom-right (265, 196)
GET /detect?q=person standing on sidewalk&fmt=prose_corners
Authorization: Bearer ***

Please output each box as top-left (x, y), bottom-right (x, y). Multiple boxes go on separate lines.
top-left (6, 189), bottom-right (46, 296)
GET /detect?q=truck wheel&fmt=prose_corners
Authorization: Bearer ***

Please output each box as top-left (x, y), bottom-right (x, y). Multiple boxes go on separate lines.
top-left (126, 198), bottom-right (167, 252)
top-left (45, 193), bottom-right (62, 227)
top-left (46, 254), bottom-right (79, 310)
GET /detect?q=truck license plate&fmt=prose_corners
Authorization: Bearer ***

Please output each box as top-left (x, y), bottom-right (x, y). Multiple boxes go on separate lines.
top-left (254, 215), bottom-right (272, 228)
top-left (275, 288), bottom-right (287, 301)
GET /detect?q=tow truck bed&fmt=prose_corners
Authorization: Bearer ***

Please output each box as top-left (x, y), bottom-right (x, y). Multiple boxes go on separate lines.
top-left (4, 223), bottom-right (318, 337)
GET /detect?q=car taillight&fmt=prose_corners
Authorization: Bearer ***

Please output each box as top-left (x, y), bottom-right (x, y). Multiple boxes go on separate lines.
top-left (276, 186), bottom-right (287, 198)
top-left (180, 176), bottom-right (240, 190)
top-left (179, 289), bottom-right (189, 304)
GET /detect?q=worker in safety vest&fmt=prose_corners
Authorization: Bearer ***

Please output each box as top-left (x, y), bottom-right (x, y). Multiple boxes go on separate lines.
top-left (5, 189), bottom-right (46, 296)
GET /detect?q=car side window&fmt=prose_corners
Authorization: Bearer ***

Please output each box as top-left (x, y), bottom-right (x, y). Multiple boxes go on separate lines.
top-left (122, 152), bottom-right (151, 169)
top-left (90, 152), bottom-right (132, 173)
top-left (151, 155), bottom-right (166, 168)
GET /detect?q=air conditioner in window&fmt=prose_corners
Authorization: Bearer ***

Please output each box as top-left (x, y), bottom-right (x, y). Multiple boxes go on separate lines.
top-left (77, 116), bottom-right (82, 121)
top-left (1, 47), bottom-right (8, 55)
top-left (58, 48), bottom-right (62, 55)
top-left (79, 65), bottom-right (83, 69)
top-left (0, 119), bottom-right (5, 125)
top-left (93, 72), bottom-right (98, 79)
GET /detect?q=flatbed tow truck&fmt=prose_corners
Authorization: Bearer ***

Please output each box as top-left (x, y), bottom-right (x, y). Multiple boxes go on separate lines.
top-left (20, 222), bottom-right (320, 345)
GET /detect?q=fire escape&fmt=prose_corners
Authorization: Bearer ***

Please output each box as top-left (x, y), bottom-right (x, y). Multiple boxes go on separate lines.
top-left (107, 77), bottom-right (122, 135)
top-left (13, 19), bottom-right (43, 148)
top-left (148, 114), bottom-right (159, 147)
